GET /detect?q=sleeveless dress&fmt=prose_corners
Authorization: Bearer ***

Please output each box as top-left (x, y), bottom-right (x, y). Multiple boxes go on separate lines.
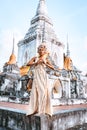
top-left (26, 54), bottom-right (53, 116)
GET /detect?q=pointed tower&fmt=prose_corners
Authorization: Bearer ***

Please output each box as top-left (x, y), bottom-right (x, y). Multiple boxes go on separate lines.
top-left (66, 35), bottom-right (70, 57)
top-left (12, 37), bottom-right (15, 54)
top-left (7, 37), bottom-right (16, 65)
top-left (3, 37), bottom-right (19, 74)
top-left (64, 35), bottom-right (73, 70)
top-left (18, 0), bottom-right (64, 68)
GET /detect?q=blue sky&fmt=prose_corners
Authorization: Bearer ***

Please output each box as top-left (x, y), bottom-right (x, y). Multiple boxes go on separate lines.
top-left (0, 0), bottom-right (87, 73)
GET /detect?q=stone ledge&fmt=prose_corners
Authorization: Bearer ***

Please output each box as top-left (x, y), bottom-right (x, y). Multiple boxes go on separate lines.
top-left (0, 105), bottom-right (87, 130)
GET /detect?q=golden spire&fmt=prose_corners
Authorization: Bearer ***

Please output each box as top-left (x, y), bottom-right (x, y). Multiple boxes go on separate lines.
top-left (7, 36), bottom-right (16, 65)
top-left (64, 35), bottom-right (72, 70)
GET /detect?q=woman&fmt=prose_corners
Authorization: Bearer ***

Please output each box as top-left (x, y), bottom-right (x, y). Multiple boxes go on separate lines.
top-left (26, 44), bottom-right (55, 116)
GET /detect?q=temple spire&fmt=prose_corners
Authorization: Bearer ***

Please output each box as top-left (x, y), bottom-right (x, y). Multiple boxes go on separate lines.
top-left (66, 34), bottom-right (70, 57)
top-left (36, 0), bottom-right (48, 16)
top-left (6, 36), bottom-right (16, 65)
top-left (12, 36), bottom-right (15, 54)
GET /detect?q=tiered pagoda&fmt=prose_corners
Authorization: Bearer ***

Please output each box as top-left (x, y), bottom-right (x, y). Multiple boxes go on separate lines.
top-left (18, 0), bottom-right (64, 69)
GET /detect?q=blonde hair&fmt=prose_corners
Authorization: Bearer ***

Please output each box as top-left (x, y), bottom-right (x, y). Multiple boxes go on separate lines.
top-left (38, 44), bottom-right (47, 53)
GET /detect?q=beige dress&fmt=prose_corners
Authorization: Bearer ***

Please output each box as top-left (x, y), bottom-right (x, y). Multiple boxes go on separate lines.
top-left (26, 57), bottom-right (53, 116)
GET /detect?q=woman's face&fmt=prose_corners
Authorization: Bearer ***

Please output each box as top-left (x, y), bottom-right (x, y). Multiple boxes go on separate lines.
top-left (38, 45), bottom-right (46, 56)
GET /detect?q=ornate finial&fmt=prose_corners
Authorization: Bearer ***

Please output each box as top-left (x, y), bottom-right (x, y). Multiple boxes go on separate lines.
top-left (36, 0), bottom-right (48, 16)
top-left (66, 34), bottom-right (70, 57)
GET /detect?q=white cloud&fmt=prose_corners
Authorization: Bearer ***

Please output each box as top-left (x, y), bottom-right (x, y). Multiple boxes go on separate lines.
top-left (0, 28), bottom-right (23, 70)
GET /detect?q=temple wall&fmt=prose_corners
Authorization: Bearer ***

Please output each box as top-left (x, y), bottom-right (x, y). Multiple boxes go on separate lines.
top-left (0, 107), bottom-right (87, 130)
top-left (50, 44), bottom-right (63, 69)
top-left (18, 40), bottom-right (36, 67)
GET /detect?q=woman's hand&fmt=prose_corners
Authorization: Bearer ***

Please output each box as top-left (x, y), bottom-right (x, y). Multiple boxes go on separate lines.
top-left (27, 57), bottom-right (37, 66)
top-left (35, 59), bottom-right (45, 66)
